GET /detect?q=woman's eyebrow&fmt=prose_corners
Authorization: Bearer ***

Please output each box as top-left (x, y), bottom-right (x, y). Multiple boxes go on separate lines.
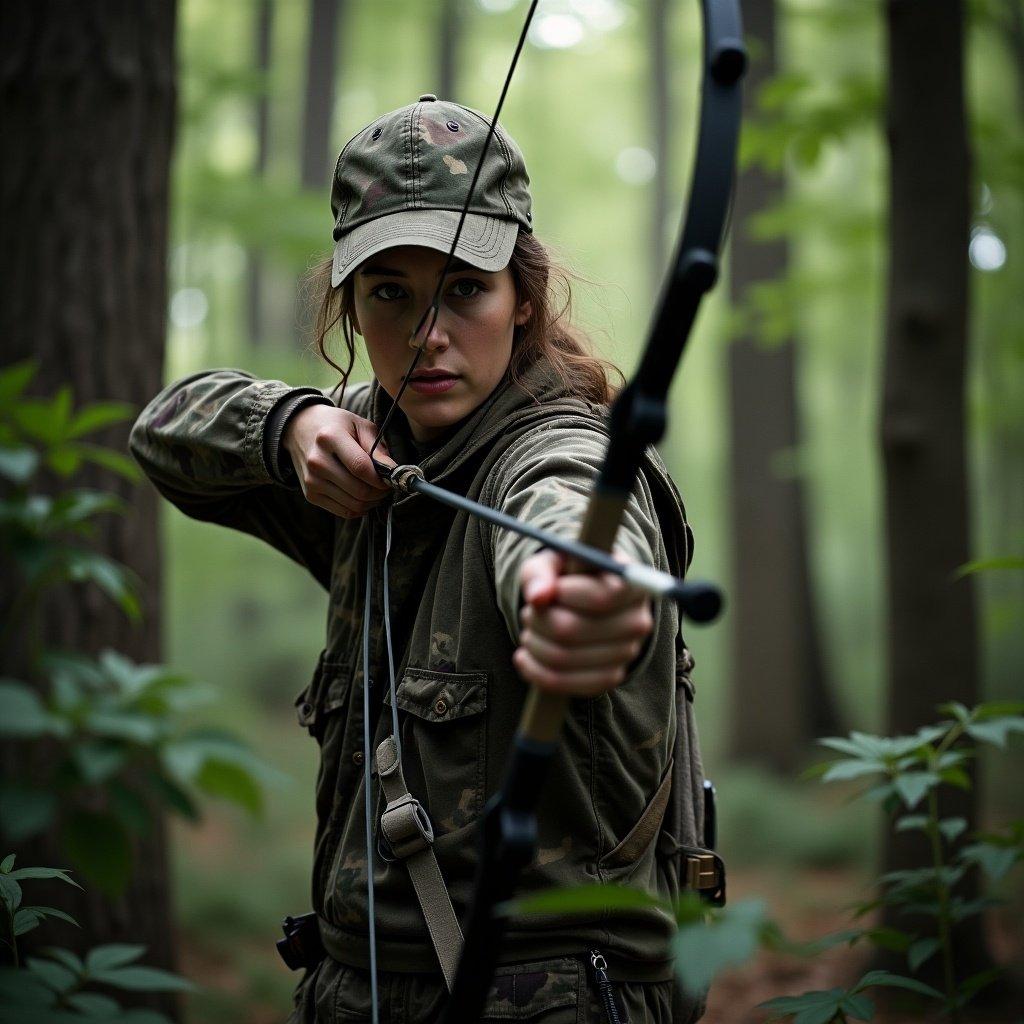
top-left (359, 257), bottom-right (477, 277)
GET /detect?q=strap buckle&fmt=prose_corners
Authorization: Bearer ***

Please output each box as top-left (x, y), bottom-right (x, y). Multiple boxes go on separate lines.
top-left (681, 845), bottom-right (726, 906)
top-left (380, 794), bottom-right (435, 860)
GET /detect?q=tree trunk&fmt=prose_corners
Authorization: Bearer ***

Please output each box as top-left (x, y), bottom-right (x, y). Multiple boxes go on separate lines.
top-left (726, 0), bottom-right (839, 774)
top-left (0, 2), bottom-right (179, 1018)
top-left (879, 0), bottom-right (994, 990)
top-left (438, 0), bottom-right (458, 102)
top-left (297, 0), bottom-right (341, 345)
top-left (301, 0), bottom-right (341, 190)
top-left (248, 0), bottom-right (273, 348)
top-left (649, 0), bottom-right (670, 282)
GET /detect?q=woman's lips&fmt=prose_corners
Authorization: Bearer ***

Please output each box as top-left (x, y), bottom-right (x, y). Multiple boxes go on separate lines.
top-left (409, 374), bottom-right (459, 395)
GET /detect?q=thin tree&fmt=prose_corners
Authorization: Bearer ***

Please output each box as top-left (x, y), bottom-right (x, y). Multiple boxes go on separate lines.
top-left (649, 0), bottom-right (670, 281)
top-left (0, 2), bottom-right (179, 1018)
top-left (248, 0), bottom-right (274, 348)
top-left (439, 0), bottom-right (459, 102)
top-left (296, 0), bottom-right (342, 344)
top-left (726, 0), bottom-right (839, 773)
top-left (879, 0), bottom-right (993, 985)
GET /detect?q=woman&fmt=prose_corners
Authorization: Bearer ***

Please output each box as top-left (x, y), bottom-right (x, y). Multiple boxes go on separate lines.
top-left (130, 95), bottom-right (711, 1023)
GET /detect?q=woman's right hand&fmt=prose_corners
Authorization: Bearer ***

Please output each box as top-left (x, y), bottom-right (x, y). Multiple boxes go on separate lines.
top-left (282, 405), bottom-right (396, 519)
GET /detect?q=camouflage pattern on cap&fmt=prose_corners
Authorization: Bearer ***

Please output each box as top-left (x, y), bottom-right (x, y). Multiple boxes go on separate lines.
top-left (329, 95), bottom-right (532, 286)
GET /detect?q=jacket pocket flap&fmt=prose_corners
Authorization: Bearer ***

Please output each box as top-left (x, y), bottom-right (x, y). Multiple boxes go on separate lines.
top-left (481, 957), bottom-right (579, 1019)
top-left (295, 650), bottom-right (352, 729)
top-left (385, 667), bottom-right (487, 722)
top-left (600, 758), bottom-right (674, 869)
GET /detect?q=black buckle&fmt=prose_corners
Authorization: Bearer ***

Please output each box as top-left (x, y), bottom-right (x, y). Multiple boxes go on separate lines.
top-left (276, 912), bottom-right (326, 971)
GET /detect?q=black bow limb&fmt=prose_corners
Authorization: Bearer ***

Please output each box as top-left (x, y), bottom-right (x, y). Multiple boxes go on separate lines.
top-left (434, 2), bottom-right (746, 1020)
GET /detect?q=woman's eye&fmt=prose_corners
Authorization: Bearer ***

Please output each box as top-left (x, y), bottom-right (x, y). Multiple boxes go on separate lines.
top-left (371, 283), bottom-right (406, 301)
top-left (450, 279), bottom-right (484, 299)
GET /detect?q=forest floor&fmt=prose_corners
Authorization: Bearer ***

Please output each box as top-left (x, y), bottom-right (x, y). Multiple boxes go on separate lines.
top-left (178, 860), bottom-right (1023, 1023)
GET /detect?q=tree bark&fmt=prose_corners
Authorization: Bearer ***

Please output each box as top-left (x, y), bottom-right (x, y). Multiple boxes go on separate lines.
top-left (301, 0), bottom-right (341, 190)
top-left (0, 2), bottom-right (179, 1017)
top-left (726, 0), bottom-right (839, 774)
top-left (879, 0), bottom-right (994, 989)
top-left (248, 0), bottom-right (273, 348)
top-left (649, 0), bottom-right (670, 283)
top-left (439, 0), bottom-right (458, 102)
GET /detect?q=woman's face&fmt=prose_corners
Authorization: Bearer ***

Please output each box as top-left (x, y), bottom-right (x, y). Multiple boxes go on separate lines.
top-left (351, 245), bottom-right (532, 442)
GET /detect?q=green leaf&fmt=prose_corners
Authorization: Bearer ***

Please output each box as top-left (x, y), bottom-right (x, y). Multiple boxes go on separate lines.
top-left (13, 908), bottom-right (41, 936)
top-left (0, 854), bottom-right (14, 873)
top-left (758, 988), bottom-right (846, 1024)
top-left (65, 991), bottom-right (121, 1016)
top-left (955, 967), bottom-right (1003, 1001)
top-left (895, 815), bottom-right (929, 833)
top-left (959, 842), bottom-right (1021, 882)
top-left (45, 445), bottom-right (82, 476)
top-left (907, 937), bottom-right (939, 972)
top-left (842, 992), bottom-right (875, 1020)
top-left (851, 969), bottom-right (944, 999)
top-left (72, 441), bottom-right (143, 483)
top-left (63, 550), bottom-right (142, 622)
top-left (147, 771), bottom-right (200, 821)
top-left (20, 906), bottom-right (78, 929)
top-left (939, 817), bottom-right (967, 843)
top-left (0, 360), bottom-right (37, 402)
top-left (43, 948), bottom-right (84, 973)
top-left (673, 899), bottom-right (767, 995)
top-left (71, 740), bottom-right (129, 784)
top-left (893, 772), bottom-right (940, 809)
top-left (66, 401), bottom-right (135, 439)
top-left (60, 810), bottom-right (132, 898)
top-left (108, 781), bottom-right (153, 836)
top-left (0, 447), bottom-right (39, 484)
top-left (822, 758), bottom-right (886, 782)
top-left (8, 867), bottom-right (79, 888)
top-left (864, 926), bottom-right (912, 952)
top-left (974, 701), bottom-right (1024, 720)
top-left (939, 765), bottom-right (972, 790)
top-left (0, 681), bottom-right (61, 738)
top-left (194, 758), bottom-right (263, 815)
top-left (26, 955), bottom-right (78, 994)
top-left (0, 874), bottom-right (22, 911)
top-left (952, 556), bottom-right (1024, 579)
top-left (84, 710), bottom-right (161, 744)
top-left (505, 883), bottom-right (666, 918)
top-left (85, 944), bottom-right (146, 973)
top-left (88, 964), bottom-right (194, 992)
top-left (965, 717), bottom-right (1024, 748)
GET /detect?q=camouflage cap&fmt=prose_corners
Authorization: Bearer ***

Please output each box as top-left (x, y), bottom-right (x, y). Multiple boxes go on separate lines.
top-left (330, 94), bottom-right (533, 287)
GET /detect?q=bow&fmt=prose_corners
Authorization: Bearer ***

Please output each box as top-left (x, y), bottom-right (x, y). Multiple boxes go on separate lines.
top-left (367, 2), bottom-right (745, 1018)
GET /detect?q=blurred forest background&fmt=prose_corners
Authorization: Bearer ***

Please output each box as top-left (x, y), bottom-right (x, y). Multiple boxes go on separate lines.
top-left (2, 0), bottom-right (1022, 1021)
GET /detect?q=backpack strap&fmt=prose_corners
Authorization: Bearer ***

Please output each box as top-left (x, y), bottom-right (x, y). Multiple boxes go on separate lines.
top-left (374, 736), bottom-right (464, 989)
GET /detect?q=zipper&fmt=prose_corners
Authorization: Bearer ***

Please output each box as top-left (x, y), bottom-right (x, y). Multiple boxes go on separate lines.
top-left (588, 949), bottom-right (625, 1024)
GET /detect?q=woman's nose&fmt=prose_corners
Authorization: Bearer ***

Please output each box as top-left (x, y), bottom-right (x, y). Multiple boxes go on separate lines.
top-left (410, 307), bottom-right (450, 352)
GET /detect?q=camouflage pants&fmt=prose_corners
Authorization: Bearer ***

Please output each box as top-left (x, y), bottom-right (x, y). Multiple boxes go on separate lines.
top-left (288, 955), bottom-right (705, 1023)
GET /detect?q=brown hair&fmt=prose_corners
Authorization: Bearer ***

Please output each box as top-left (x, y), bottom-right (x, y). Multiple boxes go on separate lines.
top-left (306, 231), bottom-right (623, 407)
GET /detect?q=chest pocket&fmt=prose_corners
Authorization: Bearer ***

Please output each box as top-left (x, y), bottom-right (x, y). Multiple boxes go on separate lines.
top-left (295, 649), bottom-right (354, 828)
top-left (383, 667), bottom-right (488, 837)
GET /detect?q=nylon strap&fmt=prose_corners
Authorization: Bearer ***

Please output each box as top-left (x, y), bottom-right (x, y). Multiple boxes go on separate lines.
top-left (374, 735), bottom-right (464, 990)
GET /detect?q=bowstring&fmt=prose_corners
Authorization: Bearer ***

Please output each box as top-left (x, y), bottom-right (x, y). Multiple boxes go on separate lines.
top-left (368, 0), bottom-right (540, 467)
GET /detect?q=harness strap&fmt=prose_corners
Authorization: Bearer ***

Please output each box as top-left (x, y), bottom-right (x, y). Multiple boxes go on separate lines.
top-left (374, 735), bottom-right (464, 990)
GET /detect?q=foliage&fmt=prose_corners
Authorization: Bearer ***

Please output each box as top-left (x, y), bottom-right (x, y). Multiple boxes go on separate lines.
top-left (0, 854), bottom-right (192, 1023)
top-left (508, 702), bottom-right (1024, 1022)
top-left (0, 361), bottom-right (280, 896)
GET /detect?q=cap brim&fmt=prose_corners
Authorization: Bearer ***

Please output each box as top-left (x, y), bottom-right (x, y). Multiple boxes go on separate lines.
top-left (331, 209), bottom-right (519, 288)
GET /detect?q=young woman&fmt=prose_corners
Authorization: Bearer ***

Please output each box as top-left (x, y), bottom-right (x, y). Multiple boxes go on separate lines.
top-left (130, 95), bottom-right (711, 1024)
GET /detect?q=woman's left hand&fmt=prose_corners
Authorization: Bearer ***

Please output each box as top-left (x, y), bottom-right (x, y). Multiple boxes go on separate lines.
top-left (513, 548), bottom-right (654, 697)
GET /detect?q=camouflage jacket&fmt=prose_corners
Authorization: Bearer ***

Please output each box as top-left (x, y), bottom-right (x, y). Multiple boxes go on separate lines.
top-left (128, 357), bottom-right (707, 982)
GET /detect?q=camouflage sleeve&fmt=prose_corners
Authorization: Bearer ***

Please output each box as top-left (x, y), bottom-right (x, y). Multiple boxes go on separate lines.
top-left (484, 426), bottom-right (667, 647)
top-left (128, 368), bottom-right (340, 590)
